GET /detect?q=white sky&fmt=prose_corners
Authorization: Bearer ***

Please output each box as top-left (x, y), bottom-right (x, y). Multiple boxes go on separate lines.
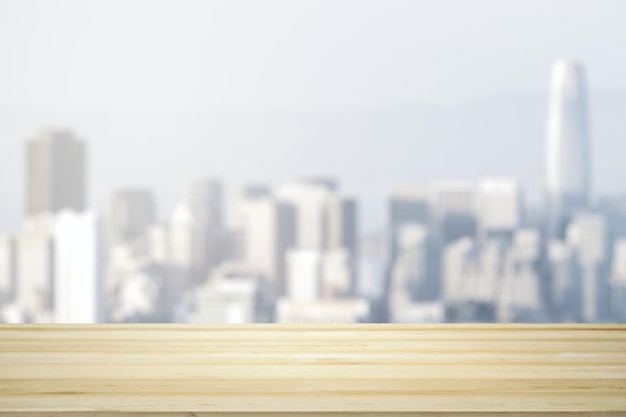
top-left (1, 0), bottom-right (625, 233)
top-left (1, 0), bottom-right (625, 113)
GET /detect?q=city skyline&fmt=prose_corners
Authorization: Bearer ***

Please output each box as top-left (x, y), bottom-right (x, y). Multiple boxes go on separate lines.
top-left (3, 87), bottom-right (626, 235)
top-left (2, 56), bottom-right (625, 324)
top-left (1, 1), bottom-right (625, 324)
top-left (2, 1), bottom-right (626, 234)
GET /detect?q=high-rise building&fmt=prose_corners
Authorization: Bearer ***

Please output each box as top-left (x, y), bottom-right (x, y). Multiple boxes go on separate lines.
top-left (566, 213), bottom-right (608, 322)
top-left (432, 181), bottom-right (476, 243)
top-left (185, 178), bottom-right (223, 228)
top-left (0, 234), bottom-right (17, 304)
top-left (386, 187), bottom-right (430, 265)
top-left (53, 211), bottom-right (100, 323)
top-left (107, 189), bottom-right (155, 248)
top-left (230, 184), bottom-right (271, 229)
top-left (278, 180), bottom-right (334, 251)
top-left (478, 178), bottom-right (522, 240)
top-left (326, 196), bottom-right (357, 295)
top-left (610, 239), bottom-right (626, 322)
top-left (497, 229), bottom-right (543, 322)
top-left (169, 203), bottom-right (209, 272)
top-left (326, 196), bottom-right (357, 254)
top-left (391, 223), bottom-right (439, 303)
top-left (389, 188), bottom-right (430, 231)
top-left (226, 184), bottom-right (273, 262)
top-left (321, 249), bottom-right (353, 298)
top-left (277, 180), bottom-right (358, 296)
top-left (243, 197), bottom-right (296, 295)
top-left (25, 129), bottom-right (86, 218)
top-left (545, 60), bottom-right (590, 239)
top-left (147, 223), bottom-right (171, 265)
top-left (548, 240), bottom-right (580, 321)
top-left (185, 178), bottom-right (224, 274)
top-left (16, 216), bottom-right (56, 322)
top-left (443, 237), bottom-right (499, 306)
top-left (286, 250), bottom-right (322, 301)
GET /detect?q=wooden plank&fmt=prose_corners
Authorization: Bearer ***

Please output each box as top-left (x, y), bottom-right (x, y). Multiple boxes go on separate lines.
top-left (0, 324), bottom-right (624, 415)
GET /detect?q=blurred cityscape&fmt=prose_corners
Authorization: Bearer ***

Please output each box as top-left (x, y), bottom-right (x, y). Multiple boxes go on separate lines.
top-left (0, 59), bottom-right (625, 324)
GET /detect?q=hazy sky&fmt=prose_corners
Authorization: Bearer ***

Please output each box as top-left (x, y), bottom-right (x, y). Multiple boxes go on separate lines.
top-left (1, 0), bottom-right (625, 233)
top-left (1, 0), bottom-right (626, 112)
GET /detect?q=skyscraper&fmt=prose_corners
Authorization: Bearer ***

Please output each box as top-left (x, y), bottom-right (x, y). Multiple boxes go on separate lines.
top-left (244, 197), bottom-right (295, 296)
top-left (277, 179), bottom-right (334, 251)
top-left (478, 178), bottom-right (522, 240)
top-left (545, 60), bottom-right (590, 239)
top-left (391, 223), bottom-right (439, 303)
top-left (25, 129), bottom-right (86, 218)
top-left (387, 188), bottom-right (430, 260)
top-left (185, 178), bottom-right (223, 228)
top-left (566, 213), bottom-right (608, 322)
top-left (54, 211), bottom-right (100, 323)
top-left (432, 181), bottom-right (476, 244)
top-left (107, 189), bottom-right (155, 248)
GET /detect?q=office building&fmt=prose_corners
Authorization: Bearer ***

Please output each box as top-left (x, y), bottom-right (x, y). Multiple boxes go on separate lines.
top-left (16, 216), bottom-right (56, 322)
top-left (432, 181), bottom-right (476, 243)
top-left (185, 178), bottom-right (223, 228)
top-left (566, 213), bottom-right (608, 322)
top-left (244, 197), bottom-right (295, 295)
top-left (391, 223), bottom-right (440, 303)
top-left (0, 234), bottom-right (17, 303)
top-left (107, 189), bottom-right (155, 249)
top-left (548, 240), bottom-right (581, 321)
top-left (478, 178), bottom-right (522, 240)
top-left (230, 184), bottom-right (272, 229)
top-left (25, 129), bottom-right (86, 217)
top-left (278, 180), bottom-right (334, 251)
top-left (53, 211), bottom-right (99, 323)
top-left (545, 60), bottom-right (590, 239)
top-left (326, 196), bottom-right (358, 294)
top-left (610, 239), bottom-right (626, 321)
top-left (286, 250), bottom-right (321, 301)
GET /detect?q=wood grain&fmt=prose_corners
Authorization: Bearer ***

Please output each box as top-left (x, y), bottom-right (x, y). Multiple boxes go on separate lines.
top-left (0, 324), bottom-right (624, 416)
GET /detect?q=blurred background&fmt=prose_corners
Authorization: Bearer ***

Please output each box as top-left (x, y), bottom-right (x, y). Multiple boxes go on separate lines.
top-left (1, 0), bottom-right (625, 323)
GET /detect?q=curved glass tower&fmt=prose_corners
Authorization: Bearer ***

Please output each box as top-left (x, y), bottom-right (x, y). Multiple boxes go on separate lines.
top-left (545, 59), bottom-right (590, 239)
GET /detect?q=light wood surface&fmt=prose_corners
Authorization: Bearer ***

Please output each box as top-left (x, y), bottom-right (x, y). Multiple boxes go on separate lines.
top-left (0, 324), bottom-right (625, 416)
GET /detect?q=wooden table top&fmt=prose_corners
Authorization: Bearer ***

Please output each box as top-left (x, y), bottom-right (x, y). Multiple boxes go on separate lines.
top-left (0, 324), bottom-right (625, 416)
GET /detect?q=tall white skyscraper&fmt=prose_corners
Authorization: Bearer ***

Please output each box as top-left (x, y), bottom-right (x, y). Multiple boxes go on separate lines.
top-left (546, 60), bottom-right (590, 239)
top-left (54, 211), bottom-right (99, 323)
